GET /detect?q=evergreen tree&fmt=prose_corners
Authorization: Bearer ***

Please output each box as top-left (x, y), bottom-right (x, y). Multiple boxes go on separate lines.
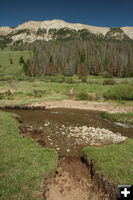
top-left (23, 60), bottom-right (30, 75)
top-left (19, 56), bottom-right (24, 65)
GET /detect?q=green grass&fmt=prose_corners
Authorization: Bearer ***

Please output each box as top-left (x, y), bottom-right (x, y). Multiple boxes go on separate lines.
top-left (104, 112), bottom-right (133, 125)
top-left (76, 91), bottom-right (89, 100)
top-left (83, 139), bottom-right (133, 184)
top-left (0, 78), bottom-right (114, 106)
top-left (74, 82), bottom-right (111, 95)
top-left (1, 79), bottom-right (133, 107)
top-left (0, 111), bottom-right (58, 200)
top-left (104, 84), bottom-right (133, 100)
top-left (0, 49), bottom-right (32, 80)
top-left (0, 81), bottom-right (72, 106)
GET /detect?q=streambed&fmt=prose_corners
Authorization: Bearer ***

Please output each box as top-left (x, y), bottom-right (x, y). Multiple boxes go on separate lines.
top-left (4, 108), bottom-right (133, 157)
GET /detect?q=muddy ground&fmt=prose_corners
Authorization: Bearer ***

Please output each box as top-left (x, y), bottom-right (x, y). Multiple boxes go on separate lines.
top-left (44, 157), bottom-right (107, 200)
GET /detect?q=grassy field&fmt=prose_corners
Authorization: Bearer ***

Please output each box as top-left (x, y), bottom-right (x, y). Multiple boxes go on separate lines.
top-left (0, 111), bottom-right (58, 200)
top-left (0, 48), bottom-right (32, 80)
top-left (1, 78), bottom-right (133, 107)
top-left (83, 139), bottom-right (133, 184)
top-left (104, 112), bottom-right (133, 125)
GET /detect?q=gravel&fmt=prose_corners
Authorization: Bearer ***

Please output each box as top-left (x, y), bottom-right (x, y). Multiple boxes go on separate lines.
top-left (59, 125), bottom-right (127, 146)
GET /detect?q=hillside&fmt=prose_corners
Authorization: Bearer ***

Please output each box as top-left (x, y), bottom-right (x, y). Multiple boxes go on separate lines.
top-left (0, 20), bottom-right (133, 47)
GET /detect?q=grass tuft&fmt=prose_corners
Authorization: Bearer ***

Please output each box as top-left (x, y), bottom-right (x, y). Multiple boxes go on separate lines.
top-left (76, 91), bottom-right (89, 100)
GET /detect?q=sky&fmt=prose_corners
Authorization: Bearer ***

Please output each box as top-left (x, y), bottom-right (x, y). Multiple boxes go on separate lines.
top-left (0, 0), bottom-right (133, 28)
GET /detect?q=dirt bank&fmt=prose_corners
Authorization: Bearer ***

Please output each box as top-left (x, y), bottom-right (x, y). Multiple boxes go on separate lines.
top-left (44, 157), bottom-right (106, 200)
top-left (28, 100), bottom-right (133, 113)
top-left (44, 156), bottom-right (118, 200)
top-left (1, 100), bottom-right (133, 113)
top-left (82, 156), bottom-right (118, 200)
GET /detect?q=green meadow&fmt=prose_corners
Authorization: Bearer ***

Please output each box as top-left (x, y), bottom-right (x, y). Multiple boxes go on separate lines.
top-left (0, 48), bottom-right (32, 80)
top-left (0, 111), bottom-right (58, 200)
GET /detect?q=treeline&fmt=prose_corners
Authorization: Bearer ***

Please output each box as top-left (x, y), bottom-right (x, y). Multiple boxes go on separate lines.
top-left (24, 39), bottom-right (133, 78)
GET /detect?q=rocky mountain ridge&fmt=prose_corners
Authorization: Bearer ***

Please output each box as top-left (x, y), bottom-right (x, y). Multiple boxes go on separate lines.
top-left (0, 19), bottom-right (133, 45)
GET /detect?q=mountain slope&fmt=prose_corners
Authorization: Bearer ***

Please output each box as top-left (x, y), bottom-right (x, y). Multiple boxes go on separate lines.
top-left (0, 19), bottom-right (132, 46)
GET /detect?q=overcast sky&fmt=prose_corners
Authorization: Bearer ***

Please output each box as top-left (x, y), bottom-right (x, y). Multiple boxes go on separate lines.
top-left (0, 0), bottom-right (133, 27)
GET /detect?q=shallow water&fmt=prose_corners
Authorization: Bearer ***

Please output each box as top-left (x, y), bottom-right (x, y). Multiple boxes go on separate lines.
top-left (4, 108), bottom-right (133, 157)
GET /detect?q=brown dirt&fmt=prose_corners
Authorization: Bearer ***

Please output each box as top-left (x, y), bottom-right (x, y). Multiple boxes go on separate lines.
top-left (44, 157), bottom-right (105, 200)
top-left (28, 100), bottom-right (133, 113)
top-left (82, 156), bottom-right (118, 200)
top-left (69, 87), bottom-right (75, 99)
top-left (0, 89), bottom-right (16, 94)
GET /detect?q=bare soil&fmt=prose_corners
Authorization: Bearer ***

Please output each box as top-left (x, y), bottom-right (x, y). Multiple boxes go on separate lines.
top-left (29, 100), bottom-right (133, 113)
top-left (44, 157), bottom-right (104, 200)
top-left (69, 87), bottom-right (75, 99)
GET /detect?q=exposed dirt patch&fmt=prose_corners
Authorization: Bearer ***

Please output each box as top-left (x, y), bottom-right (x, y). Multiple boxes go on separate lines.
top-left (69, 87), bottom-right (75, 99)
top-left (0, 89), bottom-right (16, 94)
top-left (44, 157), bottom-right (105, 200)
top-left (28, 100), bottom-right (133, 113)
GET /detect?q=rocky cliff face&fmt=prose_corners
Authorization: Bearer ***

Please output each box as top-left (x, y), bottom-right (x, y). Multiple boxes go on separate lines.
top-left (0, 19), bottom-right (133, 45)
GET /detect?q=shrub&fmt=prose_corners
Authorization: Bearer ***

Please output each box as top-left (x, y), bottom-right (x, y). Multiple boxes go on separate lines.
top-left (103, 79), bottom-right (116, 85)
top-left (88, 93), bottom-right (95, 101)
top-left (100, 71), bottom-right (113, 78)
top-left (47, 76), bottom-right (65, 83)
top-left (95, 93), bottom-right (101, 101)
top-left (0, 93), bottom-right (4, 100)
top-left (55, 75), bottom-right (65, 83)
top-left (7, 95), bottom-right (14, 100)
top-left (81, 78), bottom-right (87, 82)
top-left (23, 60), bottom-right (30, 75)
top-left (88, 93), bottom-right (101, 101)
top-left (49, 76), bottom-right (56, 82)
top-left (14, 91), bottom-right (23, 95)
top-left (65, 77), bottom-right (75, 84)
top-left (76, 91), bottom-right (88, 100)
top-left (0, 90), bottom-right (13, 100)
top-left (104, 84), bottom-right (133, 100)
top-left (45, 74), bottom-right (65, 83)
top-left (118, 80), bottom-right (129, 85)
top-left (9, 58), bottom-right (13, 64)
top-left (34, 92), bottom-right (42, 98)
top-left (33, 89), bottom-right (44, 98)
top-left (19, 56), bottom-right (25, 65)
top-left (27, 92), bottom-right (34, 97)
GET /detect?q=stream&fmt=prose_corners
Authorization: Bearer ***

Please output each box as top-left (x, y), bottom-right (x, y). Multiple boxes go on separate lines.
top-left (4, 108), bottom-right (133, 157)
